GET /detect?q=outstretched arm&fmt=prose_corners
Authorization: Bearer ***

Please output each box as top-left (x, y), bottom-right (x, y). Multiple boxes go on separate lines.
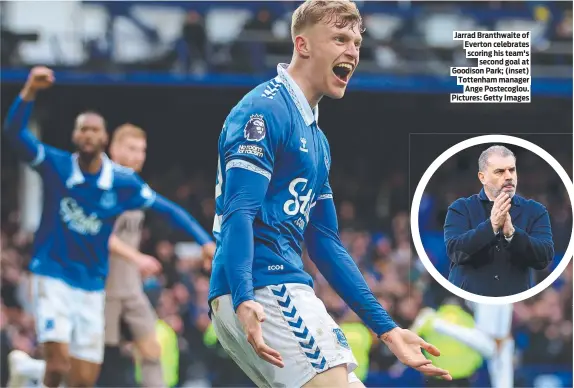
top-left (305, 196), bottom-right (452, 381)
top-left (304, 196), bottom-right (396, 336)
top-left (148, 194), bottom-right (213, 246)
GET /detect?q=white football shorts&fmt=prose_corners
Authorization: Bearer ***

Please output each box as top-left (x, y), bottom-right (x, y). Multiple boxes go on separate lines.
top-left (31, 274), bottom-right (105, 363)
top-left (211, 283), bottom-right (360, 388)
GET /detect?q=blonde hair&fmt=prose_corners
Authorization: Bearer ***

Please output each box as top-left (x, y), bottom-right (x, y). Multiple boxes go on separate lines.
top-left (111, 123), bottom-right (146, 145)
top-left (291, 0), bottom-right (364, 39)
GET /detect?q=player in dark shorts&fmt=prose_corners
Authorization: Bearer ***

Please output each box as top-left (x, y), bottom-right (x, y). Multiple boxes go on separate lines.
top-left (101, 124), bottom-right (215, 387)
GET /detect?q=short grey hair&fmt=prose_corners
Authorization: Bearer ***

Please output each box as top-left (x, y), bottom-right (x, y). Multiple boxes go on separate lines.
top-left (478, 145), bottom-right (516, 172)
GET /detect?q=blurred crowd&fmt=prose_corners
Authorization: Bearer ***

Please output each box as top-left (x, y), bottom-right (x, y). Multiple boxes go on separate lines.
top-left (1, 158), bottom-right (572, 386)
top-left (88, 1), bottom-right (574, 76)
top-left (1, 1), bottom-right (572, 77)
top-left (171, 0), bottom-right (573, 75)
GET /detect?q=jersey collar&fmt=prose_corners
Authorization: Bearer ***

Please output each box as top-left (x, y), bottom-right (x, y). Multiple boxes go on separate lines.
top-left (66, 152), bottom-right (114, 190)
top-left (277, 63), bottom-right (319, 126)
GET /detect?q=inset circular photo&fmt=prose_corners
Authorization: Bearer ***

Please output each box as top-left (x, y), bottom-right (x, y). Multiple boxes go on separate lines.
top-left (411, 135), bottom-right (573, 304)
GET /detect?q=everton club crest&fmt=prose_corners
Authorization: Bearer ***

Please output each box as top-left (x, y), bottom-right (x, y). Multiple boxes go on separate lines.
top-left (100, 191), bottom-right (117, 209)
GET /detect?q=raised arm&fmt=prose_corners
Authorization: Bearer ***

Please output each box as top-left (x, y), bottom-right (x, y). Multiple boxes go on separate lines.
top-left (3, 66), bottom-right (55, 166)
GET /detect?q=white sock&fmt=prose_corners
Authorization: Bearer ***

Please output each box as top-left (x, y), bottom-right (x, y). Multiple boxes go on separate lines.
top-left (488, 338), bottom-right (514, 388)
top-left (13, 354), bottom-right (46, 381)
top-left (432, 317), bottom-right (496, 358)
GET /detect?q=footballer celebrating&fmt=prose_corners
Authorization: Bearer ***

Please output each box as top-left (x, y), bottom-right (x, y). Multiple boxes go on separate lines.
top-left (208, 1), bottom-right (452, 387)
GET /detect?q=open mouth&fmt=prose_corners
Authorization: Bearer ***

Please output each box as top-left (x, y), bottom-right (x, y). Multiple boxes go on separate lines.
top-left (332, 63), bottom-right (353, 83)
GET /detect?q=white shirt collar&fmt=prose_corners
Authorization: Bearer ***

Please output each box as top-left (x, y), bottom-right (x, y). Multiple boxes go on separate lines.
top-left (66, 152), bottom-right (114, 190)
top-left (277, 63), bottom-right (319, 126)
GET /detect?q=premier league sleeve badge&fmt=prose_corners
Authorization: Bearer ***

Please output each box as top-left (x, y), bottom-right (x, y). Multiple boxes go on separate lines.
top-left (244, 114), bottom-right (266, 142)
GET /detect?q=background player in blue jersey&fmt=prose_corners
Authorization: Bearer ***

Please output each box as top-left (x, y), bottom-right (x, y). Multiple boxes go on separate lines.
top-left (208, 1), bottom-right (452, 387)
top-left (3, 66), bottom-right (215, 388)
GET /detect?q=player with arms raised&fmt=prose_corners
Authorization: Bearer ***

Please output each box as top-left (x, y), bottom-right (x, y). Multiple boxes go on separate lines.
top-left (208, 1), bottom-right (452, 387)
top-left (4, 67), bottom-right (214, 388)
top-left (8, 123), bottom-right (216, 388)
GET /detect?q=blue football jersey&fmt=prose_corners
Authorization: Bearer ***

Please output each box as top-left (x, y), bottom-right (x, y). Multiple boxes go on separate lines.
top-left (209, 64), bottom-right (334, 301)
top-left (28, 146), bottom-right (156, 291)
